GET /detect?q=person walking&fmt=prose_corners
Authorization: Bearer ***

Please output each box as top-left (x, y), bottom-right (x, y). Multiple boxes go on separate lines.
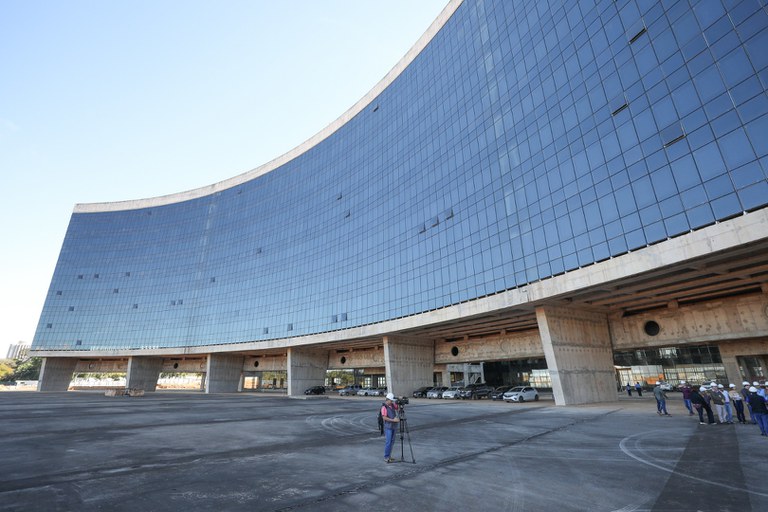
top-left (653, 382), bottom-right (670, 416)
top-left (691, 386), bottom-right (715, 425)
top-left (626, 382), bottom-right (633, 397)
top-left (746, 386), bottom-right (768, 436)
top-left (718, 384), bottom-right (733, 424)
top-left (380, 393), bottom-right (400, 462)
top-left (680, 381), bottom-right (694, 415)
top-left (742, 381), bottom-right (755, 424)
top-left (634, 382), bottom-right (643, 397)
top-left (729, 383), bottom-right (746, 424)
top-left (709, 383), bottom-right (726, 424)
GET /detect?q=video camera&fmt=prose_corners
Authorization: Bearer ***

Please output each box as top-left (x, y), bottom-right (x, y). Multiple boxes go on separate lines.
top-left (395, 396), bottom-right (409, 406)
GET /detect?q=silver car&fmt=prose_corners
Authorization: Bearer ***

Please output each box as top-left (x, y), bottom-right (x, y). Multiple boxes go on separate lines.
top-left (441, 387), bottom-right (462, 399)
top-left (503, 386), bottom-right (539, 403)
top-left (426, 386), bottom-right (448, 399)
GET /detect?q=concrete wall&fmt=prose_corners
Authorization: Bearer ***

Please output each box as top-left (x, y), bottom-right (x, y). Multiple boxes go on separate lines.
top-left (435, 330), bottom-right (542, 364)
top-left (718, 338), bottom-right (768, 385)
top-left (383, 336), bottom-right (434, 397)
top-left (74, 359), bottom-right (128, 373)
top-left (126, 357), bottom-right (164, 391)
top-left (161, 358), bottom-right (207, 373)
top-left (287, 348), bottom-right (328, 396)
top-left (537, 306), bottom-right (616, 405)
top-left (244, 355), bottom-right (287, 372)
top-left (205, 354), bottom-right (244, 393)
top-left (610, 294), bottom-right (768, 349)
top-left (327, 347), bottom-right (385, 369)
top-left (38, 357), bottom-right (79, 391)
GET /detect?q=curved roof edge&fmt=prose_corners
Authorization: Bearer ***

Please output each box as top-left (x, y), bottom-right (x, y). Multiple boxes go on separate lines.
top-left (74, 0), bottom-right (463, 214)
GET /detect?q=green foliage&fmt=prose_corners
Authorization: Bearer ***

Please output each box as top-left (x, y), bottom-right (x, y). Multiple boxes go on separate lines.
top-left (0, 360), bottom-right (15, 381)
top-left (12, 357), bottom-right (42, 381)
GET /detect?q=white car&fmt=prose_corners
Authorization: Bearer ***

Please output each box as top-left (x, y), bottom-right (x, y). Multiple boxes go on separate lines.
top-left (426, 386), bottom-right (448, 399)
top-left (441, 387), bottom-right (462, 399)
top-left (356, 387), bottom-right (378, 396)
top-left (503, 386), bottom-right (539, 402)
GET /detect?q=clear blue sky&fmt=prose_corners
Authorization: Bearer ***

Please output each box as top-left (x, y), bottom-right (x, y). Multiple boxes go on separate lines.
top-left (0, 0), bottom-right (448, 358)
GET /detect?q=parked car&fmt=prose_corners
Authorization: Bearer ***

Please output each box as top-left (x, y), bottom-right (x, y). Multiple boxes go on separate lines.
top-left (356, 387), bottom-right (379, 396)
top-left (442, 386), bottom-right (463, 399)
top-left (304, 385), bottom-right (325, 395)
top-left (461, 383), bottom-right (494, 399)
top-left (503, 386), bottom-right (539, 402)
top-left (412, 386), bottom-right (433, 398)
top-left (659, 382), bottom-right (674, 391)
top-left (426, 386), bottom-right (448, 399)
top-left (371, 388), bottom-right (387, 397)
top-left (338, 385), bottom-right (363, 396)
top-left (490, 386), bottom-right (514, 400)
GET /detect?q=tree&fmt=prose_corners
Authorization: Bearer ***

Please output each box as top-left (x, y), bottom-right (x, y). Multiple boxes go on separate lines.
top-left (0, 360), bottom-right (15, 381)
top-left (12, 357), bottom-right (42, 380)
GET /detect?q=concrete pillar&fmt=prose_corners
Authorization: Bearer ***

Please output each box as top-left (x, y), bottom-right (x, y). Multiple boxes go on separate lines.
top-left (37, 357), bottom-right (78, 392)
top-left (536, 306), bottom-right (617, 405)
top-left (383, 336), bottom-right (434, 397)
top-left (717, 339), bottom-right (768, 384)
top-left (126, 357), bottom-right (164, 391)
top-left (205, 354), bottom-right (244, 393)
top-left (287, 348), bottom-right (328, 396)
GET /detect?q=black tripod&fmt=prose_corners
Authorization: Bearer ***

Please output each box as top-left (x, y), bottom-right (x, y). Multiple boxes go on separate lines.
top-left (395, 404), bottom-right (416, 464)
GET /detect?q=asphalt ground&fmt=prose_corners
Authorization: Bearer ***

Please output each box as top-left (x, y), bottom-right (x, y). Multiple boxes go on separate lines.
top-left (0, 391), bottom-right (766, 512)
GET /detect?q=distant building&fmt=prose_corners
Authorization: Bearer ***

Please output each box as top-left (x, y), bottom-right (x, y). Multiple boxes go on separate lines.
top-left (6, 343), bottom-right (30, 360)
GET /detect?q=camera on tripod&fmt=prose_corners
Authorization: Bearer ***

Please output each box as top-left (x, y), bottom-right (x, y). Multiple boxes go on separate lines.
top-left (395, 396), bottom-right (409, 406)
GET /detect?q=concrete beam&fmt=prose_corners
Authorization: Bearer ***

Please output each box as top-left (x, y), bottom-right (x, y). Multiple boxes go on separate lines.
top-left (383, 336), bottom-right (434, 397)
top-left (37, 357), bottom-right (78, 392)
top-left (126, 357), bottom-right (164, 391)
top-left (205, 354), bottom-right (244, 393)
top-left (536, 306), bottom-right (616, 406)
top-left (287, 348), bottom-right (328, 396)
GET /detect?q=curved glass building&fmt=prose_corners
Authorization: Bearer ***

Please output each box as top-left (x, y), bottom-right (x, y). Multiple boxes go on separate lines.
top-left (32, 0), bottom-right (768, 403)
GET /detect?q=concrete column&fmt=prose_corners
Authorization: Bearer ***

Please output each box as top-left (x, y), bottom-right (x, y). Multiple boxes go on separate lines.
top-left (37, 357), bottom-right (78, 392)
top-left (717, 339), bottom-right (768, 384)
top-left (287, 348), bottom-right (328, 396)
top-left (536, 306), bottom-right (617, 405)
top-left (126, 357), bottom-right (164, 391)
top-left (383, 336), bottom-right (434, 397)
top-left (205, 354), bottom-right (244, 393)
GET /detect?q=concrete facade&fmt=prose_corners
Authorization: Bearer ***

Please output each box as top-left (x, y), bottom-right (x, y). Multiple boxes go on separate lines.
top-left (537, 307), bottom-right (617, 405)
top-left (383, 336), bottom-right (434, 397)
top-left (37, 357), bottom-right (79, 392)
top-left (205, 354), bottom-right (244, 393)
top-left (286, 348), bottom-right (328, 396)
top-left (126, 357), bottom-right (164, 391)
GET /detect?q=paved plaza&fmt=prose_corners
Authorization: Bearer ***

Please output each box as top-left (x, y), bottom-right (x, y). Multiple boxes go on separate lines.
top-left (0, 391), bottom-right (766, 511)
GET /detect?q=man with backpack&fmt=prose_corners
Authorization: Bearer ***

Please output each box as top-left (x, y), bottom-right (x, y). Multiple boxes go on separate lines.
top-left (380, 393), bottom-right (400, 463)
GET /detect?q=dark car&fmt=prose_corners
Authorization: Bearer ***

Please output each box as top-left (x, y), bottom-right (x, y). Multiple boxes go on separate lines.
top-left (304, 385), bottom-right (326, 395)
top-left (490, 385), bottom-right (514, 400)
top-left (461, 383), bottom-right (494, 399)
top-left (412, 386), bottom-right (433, 398)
